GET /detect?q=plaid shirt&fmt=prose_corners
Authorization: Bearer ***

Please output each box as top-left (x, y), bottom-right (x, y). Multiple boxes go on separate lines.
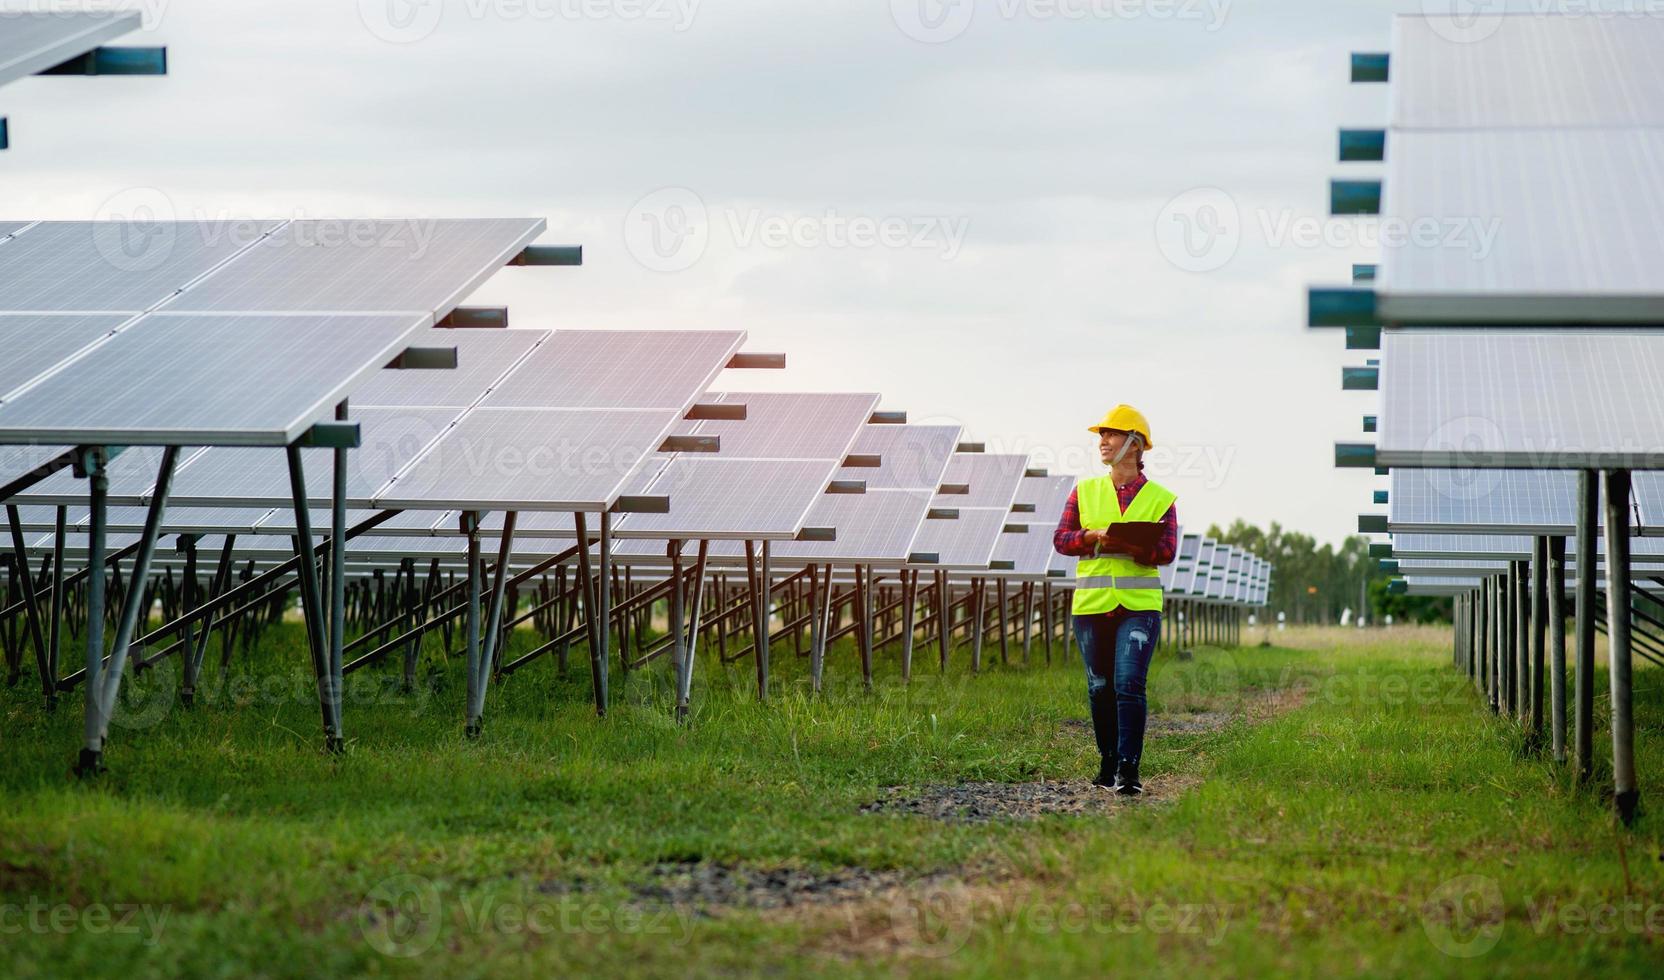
top-left (1051, 471), bottom-right (1179, 566)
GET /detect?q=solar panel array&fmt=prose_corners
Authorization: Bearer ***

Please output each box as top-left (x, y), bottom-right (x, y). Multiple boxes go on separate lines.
top-left (0, 10), bottom-right (140, 87)
top-left (1373, 14), bottom-right (1664, 325)
top-left (1325, 10), bottom-right (1664, 621)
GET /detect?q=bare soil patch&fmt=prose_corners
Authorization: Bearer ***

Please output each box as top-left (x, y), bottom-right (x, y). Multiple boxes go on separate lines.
top-left (859, 774), bottom-right (1198, 823)
top-left (618, 861), bottom-right (938, 914)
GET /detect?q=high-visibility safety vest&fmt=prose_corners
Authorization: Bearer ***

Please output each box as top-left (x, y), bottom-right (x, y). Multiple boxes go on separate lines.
top-left (1071, 476), bottom-right (1177, 616)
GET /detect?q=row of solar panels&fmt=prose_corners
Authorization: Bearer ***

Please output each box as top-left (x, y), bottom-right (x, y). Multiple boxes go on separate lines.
top-left (0, 216), bottom-right (1267, 600)
top-left (1312, 13), bottom-right (1664, 596)
top-left (0, 11), bottom-right (166, 150)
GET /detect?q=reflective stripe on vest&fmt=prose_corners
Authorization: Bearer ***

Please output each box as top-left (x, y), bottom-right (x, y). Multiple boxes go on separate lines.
top-left (1071, 476), bottom-right (1176, 616)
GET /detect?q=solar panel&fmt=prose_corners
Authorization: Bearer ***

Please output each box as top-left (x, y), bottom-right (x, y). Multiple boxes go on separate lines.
top-left (482, 330), bottom-right (743, 410)
top-left (1630, 473), bottom-right (1664, 536)
top-left (0, 221), bottom-right (284, 314)
top-left (348, 327), bottom-right (545, 408)
top-left (610, 457), bottom-right (839, 539)
top-left (1377, 129), bottom-right (1664, 323)
top-left (0, 10), bottom-right (141, 87)
top-left (162, 219), bottom-right (543, 318)
top-left (993, 475), bottom-right (1073, 577)
top-left (907, 508), bottom-right (1013, 570)
top-left (0, 313), bottom-right (428, 446)
top-left (754, 423), bottom-right (963, 564)
top-left (1396, 558), bottom-right (1510, 576)
top-left (1170, 533), bottom-right (1201, 593)
top-left (932, 454), bottom-right (1028, 508)
top-left (1389, 533), bottom-right (1534, 559)
top-left (770, 489), bottom-right (937, 564)
top-left (904, 452), bottom-right (1028, 570)
top-left (0, 315), bottom-right (128, 397)
top-left (8, 443), bottom-right (178, 506)
top-left (837, 423), bottom-right (960, 490)
top-left (681, 392), bottom-right (879, 460)
top-left (374, 407), bottom-right (680, 511)
top-left (166, 406), bottom-right (458, 507)
top-left (1378, 330), bottom-right (1664, 468)
top-left (1390, 15), bottom-right (1664, 131)
top-left (1388, 468), bottom-right (1592, 534)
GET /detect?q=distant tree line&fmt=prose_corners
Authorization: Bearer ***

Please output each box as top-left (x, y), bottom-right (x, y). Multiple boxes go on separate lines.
top-left (1205, 520), bottom-right (1451, 626)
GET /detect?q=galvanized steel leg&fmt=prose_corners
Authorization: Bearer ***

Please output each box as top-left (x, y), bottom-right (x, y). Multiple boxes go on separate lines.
top-left (936, 570), bottom-right (950, 672)
top-left (1547, 535), bottom-right (1568, 764)
top-left (462, 511), bottom-right (483, 736)
top-left (285, 444), bottom-right (340, 749)
top-left (1574, 470), bottom-right (1597, 782)
top-left (900, 569), bottom-right (917, 682)
top-left (78, 446), bottom-right (178, 775)
top-left (1601, 469), bottom-right (1639, 824)
top-left (326, 410), bottom-right (351, 748)
top-left (45, 505), bottom-right (65, 708)
top-left (468, 510), bottom-right (516, 735)
top-left (1529, 536), bottom-right (1547, 745)
top-left (677, 540), bottom-right (709, 720)
top-left (5, 504), bottom-right (48, 696)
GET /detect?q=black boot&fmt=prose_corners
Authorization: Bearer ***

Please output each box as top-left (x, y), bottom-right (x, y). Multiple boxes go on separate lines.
top-left (1114, 759), bottom-right (1143, 796)
top-left (1088, 687), bottom-right (1117, 788)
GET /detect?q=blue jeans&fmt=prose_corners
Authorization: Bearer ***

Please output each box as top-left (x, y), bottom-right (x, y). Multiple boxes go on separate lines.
top-left (1074, 610), bottom-right (1161, 766)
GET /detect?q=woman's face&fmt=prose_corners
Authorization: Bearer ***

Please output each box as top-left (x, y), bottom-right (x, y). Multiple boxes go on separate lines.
top-left (1099, 428), bottom-right (1134, 465)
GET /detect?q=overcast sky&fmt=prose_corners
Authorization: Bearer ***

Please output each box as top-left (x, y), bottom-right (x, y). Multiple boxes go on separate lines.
top-left (0, 0), bottom-right (1445, 544)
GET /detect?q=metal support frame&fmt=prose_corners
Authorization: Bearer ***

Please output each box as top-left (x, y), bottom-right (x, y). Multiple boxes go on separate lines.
top-left (76, 446), bottom-right (179, 776)
top-left (1574, 470), bottom-right (1598, 783)
top-left (1547, 535), bottom-right (1568, 763)
top-left (5, 504), bottom-right (48, 698)
top-left (899, 569), bottom-right (918, 681)
top-left (1601, 469), bottom-right (1639, 825)
top-left (285, 443), bottom-right (343, 752)
top-left (1529, 536), bottom-right (1547, 744)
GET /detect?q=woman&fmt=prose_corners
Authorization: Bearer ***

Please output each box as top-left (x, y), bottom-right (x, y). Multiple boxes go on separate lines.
top-left (1052, 404), bottom-right (1178, 795)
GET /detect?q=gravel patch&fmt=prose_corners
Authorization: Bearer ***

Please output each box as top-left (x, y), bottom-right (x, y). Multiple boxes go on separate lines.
top-left (623, 861), bottom-right (930, 913)
top-left (860, 777), bottom-right (1193, 823)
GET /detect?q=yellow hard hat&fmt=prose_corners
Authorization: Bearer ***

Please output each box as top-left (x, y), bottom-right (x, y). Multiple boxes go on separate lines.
top-left (1088, 404), bottom-right (1153, 448)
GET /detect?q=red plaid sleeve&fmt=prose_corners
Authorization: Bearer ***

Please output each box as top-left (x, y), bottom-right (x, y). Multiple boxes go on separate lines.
top-left (1051, 488), bottom-right (1096, 556)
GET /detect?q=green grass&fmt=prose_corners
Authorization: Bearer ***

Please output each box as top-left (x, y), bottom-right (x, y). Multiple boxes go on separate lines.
top-left (1, 622), bottom-right (1660, 977)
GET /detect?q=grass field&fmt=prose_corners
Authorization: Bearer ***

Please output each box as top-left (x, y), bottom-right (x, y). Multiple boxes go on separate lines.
top-left (2, 620), bottom-right (1661, 977)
